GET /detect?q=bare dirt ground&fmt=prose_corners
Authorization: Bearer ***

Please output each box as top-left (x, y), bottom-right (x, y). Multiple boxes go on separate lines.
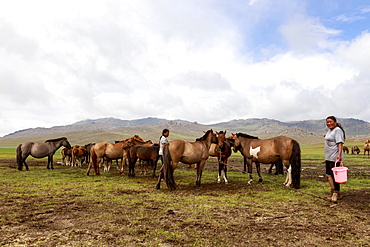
top-left (1, 157), bottom-right (370, 246)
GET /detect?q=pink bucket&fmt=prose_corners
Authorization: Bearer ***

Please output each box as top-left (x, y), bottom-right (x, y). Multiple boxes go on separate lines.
top-left (332, 166), bottom-right (348, 183)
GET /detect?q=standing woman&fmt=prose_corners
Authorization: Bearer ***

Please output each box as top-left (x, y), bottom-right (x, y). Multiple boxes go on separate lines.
top-left (324, 116), bottom-right (345, 202)
top-left (159, 129), bottom-right (170, 164)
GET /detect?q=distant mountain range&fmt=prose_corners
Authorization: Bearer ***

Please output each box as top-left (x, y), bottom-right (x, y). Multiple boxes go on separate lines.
top-left (3, 117), bottom-right (370, 142)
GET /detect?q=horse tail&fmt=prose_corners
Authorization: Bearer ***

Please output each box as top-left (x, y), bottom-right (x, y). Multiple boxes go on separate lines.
top-left (163, 144), bottom-right (176, 190)
top-left (290, 140), bottom-right (301, 189)
top-left (16, 144), bottom-right (23, 170)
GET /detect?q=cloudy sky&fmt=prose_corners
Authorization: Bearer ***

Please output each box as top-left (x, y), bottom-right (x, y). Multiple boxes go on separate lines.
top-left (1, 0), bottom-right (370, 137)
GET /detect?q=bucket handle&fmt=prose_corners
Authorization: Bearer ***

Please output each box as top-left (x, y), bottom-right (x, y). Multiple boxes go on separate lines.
top-left (335, 160), bottom-right (344, 167)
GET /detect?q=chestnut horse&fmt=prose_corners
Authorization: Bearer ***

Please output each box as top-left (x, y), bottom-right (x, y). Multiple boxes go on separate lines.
top-left (208, 131), bottom-right (232, 184)
top-left (17, 137), bottom-right (72, 170)
top-left (86, 135), bottom-right (149, 175)
top-left (156, 129), bottom-right (218, 190)
top-left (71, 146), bottom-right (87, 167)
top-left (231, 133), bottom-right (301, 189)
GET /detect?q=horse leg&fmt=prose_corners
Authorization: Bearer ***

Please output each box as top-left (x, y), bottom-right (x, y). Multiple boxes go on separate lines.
top-left (255, 161), bottom-right (262, 183)
top-left (47, 155), bottom-right (54, 169)
top-left (247, 160), bottom-right (253, 185)
top-left (217, 160), bottom-right (222, 183)
top-left (283, 165), bottom-right (292, 187)
top-left (23, 160), bottom-right (29, 170)
top-left (268, 163), bottom-right (273, 174)
top-left (222, 157), bottom-right (228, 184)
top-left (196, 161), bottom-right (206, 187)
top-left (152, 159), bottom-right (158, 178)
top-left (156, 168), bottom-right (164, 189)
top-left (243, 156), bottom-right (247, 173)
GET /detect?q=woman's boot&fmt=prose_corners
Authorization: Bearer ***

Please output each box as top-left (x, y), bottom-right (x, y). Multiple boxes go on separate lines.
top-left (331, 191), bottom-right (339, 202)
top-left (326, 189), bottom-right (334, 200)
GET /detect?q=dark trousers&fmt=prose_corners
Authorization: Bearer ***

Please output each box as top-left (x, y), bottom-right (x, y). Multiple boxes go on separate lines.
top-left (326, 160), bottom-right (340, 191)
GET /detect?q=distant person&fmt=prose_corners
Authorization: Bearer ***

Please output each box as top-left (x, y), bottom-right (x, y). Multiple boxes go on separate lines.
top-left (159, 129), bottom-right (170, 164)
top-left (324, 116), bottom-right (345, 202)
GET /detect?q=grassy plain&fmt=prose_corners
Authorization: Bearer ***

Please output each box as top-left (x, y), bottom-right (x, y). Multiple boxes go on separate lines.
top-left (0, 142), bottom-right (370, 246)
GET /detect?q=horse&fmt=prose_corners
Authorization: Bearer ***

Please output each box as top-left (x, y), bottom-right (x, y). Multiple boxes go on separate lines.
top-left (86, 135), bottom-right (151, 176)
top-left (16, 137), bottom-right (72, 170)
top-left (364, 140), bottom-right (370, 158)
top-left (61, 147), bottom-right (72, 166)
top-left (127, 143), bottom-right (159, 178)
top-left (84, 143), bottom-right (95, 164)
top-left (351, 146), bottom-right (360, 155)
top-left (231, 133), bottom-right (301, 189)
top-left (156, 129), bottom-right (218, 190)
top-left (208, 131), bottom-right (232, 184)
top-left (343, 146), bottom-right (349, 154)
top-left (71, 146), bottom-right (87, 167)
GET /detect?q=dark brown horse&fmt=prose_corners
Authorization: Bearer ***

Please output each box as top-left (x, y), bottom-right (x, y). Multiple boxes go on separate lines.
top-left (231, 133), bottom-right (301, 189)
top-left (127, 143), bottom-right (159, 178)
top-left (84, 143), bottom-right (95, 165)
top-left (343, 146), bottom-right (349, 154)
top-left (17, 137), bottom-right (72, 170)
top-left (209, 131), bottom-right (232, 184)
top-left (351, 146), bottom-right (360, 155)
top-left (156, 129), bottom-right (218, 190)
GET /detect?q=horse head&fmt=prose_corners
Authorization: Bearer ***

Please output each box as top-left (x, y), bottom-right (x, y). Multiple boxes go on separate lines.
top-left (216, 130), bottom-right (227, 149)
top-left (122, 139), bottom-right (135, 149)
top-left (230, 133), bottom-right (241, 152)
top-left (60, 137), bottom-right (72, 149)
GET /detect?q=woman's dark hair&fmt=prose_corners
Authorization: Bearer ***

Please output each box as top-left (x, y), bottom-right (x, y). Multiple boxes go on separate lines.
top-left (326, 116), bottom-right (346, 139)
top-left (159, 129), bottom-right (170, 140)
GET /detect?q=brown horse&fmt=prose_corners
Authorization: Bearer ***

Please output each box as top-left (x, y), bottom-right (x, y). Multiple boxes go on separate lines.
top-left (231, 133), bottom-right (301, 189)
top-left (86, 135), bottom-right (151, 175)
top-left (71, 146), bottom-right (87, 167)
top-left (343, 146), bottom-right (349, 154)
top-left (364, 140), bottom-right (370, 157)
top-left (17, 137), bottom-right (72, 170)
top-left (127, 143), bottom-right (160, 178)
top-left (156, 129), bottom-right (218, 190)
top-left (208, 131), bottom-right (232, 184)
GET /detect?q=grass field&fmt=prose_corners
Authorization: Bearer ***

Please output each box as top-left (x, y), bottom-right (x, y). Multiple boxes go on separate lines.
top-left (1, 144), bottom-right (370, 246)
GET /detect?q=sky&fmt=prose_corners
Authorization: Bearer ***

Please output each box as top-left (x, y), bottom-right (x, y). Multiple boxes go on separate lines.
top-left (1, 0), bottom-right (370, 137)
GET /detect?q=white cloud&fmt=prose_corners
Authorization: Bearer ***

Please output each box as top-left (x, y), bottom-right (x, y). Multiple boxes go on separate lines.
top-left (0, 1), bottom-right (370, 136)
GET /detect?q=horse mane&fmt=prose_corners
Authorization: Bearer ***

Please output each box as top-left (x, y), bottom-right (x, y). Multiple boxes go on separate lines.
top-left (236, 133), bottom-right (258, 139)
top-left (196, 130), bottom-right (212, 141)
top-left (45, 137), bottom-right (67, 143)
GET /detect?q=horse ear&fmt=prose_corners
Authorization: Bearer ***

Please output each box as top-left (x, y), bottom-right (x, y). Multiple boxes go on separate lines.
top-left (216, 131), bottom-right (219, 135)
top-left (224, 130), bottom-right (227, 134)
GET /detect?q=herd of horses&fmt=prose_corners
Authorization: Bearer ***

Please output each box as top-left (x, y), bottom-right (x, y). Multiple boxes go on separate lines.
top-left (343, 140), bottom-right (370, 157)
top-left (15, 130), bottom-right (303, 190)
